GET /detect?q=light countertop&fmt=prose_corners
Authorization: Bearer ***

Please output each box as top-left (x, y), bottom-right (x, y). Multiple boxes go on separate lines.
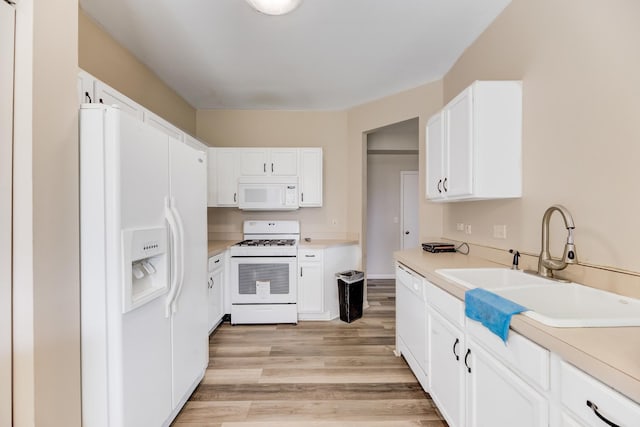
top-left (207, 240), bottom-right (238, 257)
top-left (297, 239), bottom-right (358, 249)
top-left (395, 247), bottom-right (640, 405)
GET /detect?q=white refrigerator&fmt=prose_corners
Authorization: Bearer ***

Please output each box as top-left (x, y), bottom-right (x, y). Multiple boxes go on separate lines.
top-left (80, 104), bottom-right (208, 427)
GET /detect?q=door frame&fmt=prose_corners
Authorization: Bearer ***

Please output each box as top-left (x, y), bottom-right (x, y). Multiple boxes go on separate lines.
top-left (0, 1), bottom-right (15, 424)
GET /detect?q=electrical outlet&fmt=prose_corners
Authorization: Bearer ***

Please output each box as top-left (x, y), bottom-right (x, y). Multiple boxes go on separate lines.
top-left (465, 224), bottom-right (472, 234)
top-left (493, 225), bottom-right (507, 239)
top-left (456, 223), bottom-right (465, 231)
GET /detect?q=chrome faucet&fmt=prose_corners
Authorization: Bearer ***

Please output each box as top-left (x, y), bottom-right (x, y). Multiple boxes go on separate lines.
top-left (537, 205), bottom-right (578, 279)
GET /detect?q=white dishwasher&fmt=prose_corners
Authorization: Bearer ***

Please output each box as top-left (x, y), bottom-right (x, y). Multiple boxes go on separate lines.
top-left (207, 252), bottom-right (225, 333)
top-left (396, 263), bottom-right (428, 390)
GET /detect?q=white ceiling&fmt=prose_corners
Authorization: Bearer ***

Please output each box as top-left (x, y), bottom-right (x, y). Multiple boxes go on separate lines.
top-left (80, 0), bottom-right (511, 110)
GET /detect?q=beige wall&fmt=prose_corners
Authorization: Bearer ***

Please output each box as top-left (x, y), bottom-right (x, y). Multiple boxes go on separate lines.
top-left (441, 0), bottom-right (640, 275)
top-left (78, 8), bottom-right (196, 134)
top-left (346, 82), bottom-right (444, 257)
top-left (197, 110), bottom-right (350, 240)
top-left (13, 0), bottom-right (81, 425)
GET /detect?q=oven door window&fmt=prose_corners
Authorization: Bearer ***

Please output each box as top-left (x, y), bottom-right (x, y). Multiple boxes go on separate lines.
top-left (239, 263), bottom-right (290, 295)
top-left (230, 257), bottom-right (297, 304)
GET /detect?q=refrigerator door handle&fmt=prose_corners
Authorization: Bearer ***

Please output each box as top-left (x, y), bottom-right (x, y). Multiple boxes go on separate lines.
top-left (170, 204), bottom-right (186, 313)
top-left (165, 198), bottom-right (182, 317)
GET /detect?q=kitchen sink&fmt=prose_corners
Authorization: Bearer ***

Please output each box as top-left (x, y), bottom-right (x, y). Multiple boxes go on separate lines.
top-left (492, 283), bottom-right (640, 327)
top-left (436, 268), bottom-right (640, 327)
top-left (436, 268), bottom-right (556, 289)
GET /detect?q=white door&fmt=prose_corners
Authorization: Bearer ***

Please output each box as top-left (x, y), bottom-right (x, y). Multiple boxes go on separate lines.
top-left (216, 148), bottom-right (239, 205)
top-left (0, 3), bottom-right (14, 425)
top-left (240, 148), bottom-right (268, 176)
top-left (298, 148), bottom-right (322, 206)
top-left (298, 260), bottom-right (323, 313)
top-left (400, 171), bottom-right (419, 249)
top-left (168, 137), bottom-right (208, 406)
top-left (270, 148), bottom-right (298, 176)
top-left (95, 80), bottom-right (144, 120)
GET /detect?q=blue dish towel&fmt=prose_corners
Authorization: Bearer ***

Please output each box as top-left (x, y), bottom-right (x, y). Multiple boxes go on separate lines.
top-left (464, 288), bottom-right (527, 343)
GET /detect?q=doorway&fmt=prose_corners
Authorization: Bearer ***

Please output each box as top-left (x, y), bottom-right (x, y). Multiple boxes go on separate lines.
top-left (365, 118), bottom-right (419, 279)
top-left (0, 0), bottom-right (15, 424)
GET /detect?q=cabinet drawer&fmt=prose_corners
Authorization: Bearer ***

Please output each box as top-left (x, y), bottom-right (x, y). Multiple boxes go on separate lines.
top-left (466, 319), bottom-right (550, 390)
top-left (424, 280), bottom-right (464, 327)
top-left (208, 253), bottom-right (224, 271)
top-left (298, 249), bottom-right (323, 262)
top-left (560, 361), bottom-right (640, 427)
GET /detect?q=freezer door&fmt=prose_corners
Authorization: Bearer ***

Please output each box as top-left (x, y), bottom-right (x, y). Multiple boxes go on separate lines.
top-left (117, 112), bottom-right (173, 426)
top-left (168, 136), bottom-right (208, 407)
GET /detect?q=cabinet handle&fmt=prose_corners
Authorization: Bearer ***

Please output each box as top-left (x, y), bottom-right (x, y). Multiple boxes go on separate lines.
top-left (263, 163), bottom-right (266, 173)
top-left (301, 192), bottom-right (304, 202)
top-left (99, 98), bottom-right (104, 104)
top-left (214, 259), bottom-right (220, 264)
top-left (85, 91), bottom-right (92, 103)
top-left (305, 254), bottom-right (315, 258)
top-left (233, 192), bottom-right (237, 202)
top-left (443, 177), bottom-right (448, 192)
top-left (464, 349), bottom-right (471, 373)
top-left (271, 163), bottom-right (274, 173)
top-left (437, 179), bottom-right (442, 193)
top-left (300, 267), bottom-right (303, 277)
top-left (586, 400), bottom-right (620, 427)
top-left (452, 338), bottom-right (460, 361)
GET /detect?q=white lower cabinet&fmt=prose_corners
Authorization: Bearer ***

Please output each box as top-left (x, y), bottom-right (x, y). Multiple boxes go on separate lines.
top-left (559, 359), bottom-right (640, 427)
top-left (207, 252), bottom-right (225, 333)
top-left (429, 309), bottom-right (465, 427)
top-left (297, 244), bottom-right (358, 321)
top-left (298, 250), bottom-right (323, 314)
top-left (465, 337), bottom-right (548, 427)
top-left (423, 277), bottom-right (550, 427)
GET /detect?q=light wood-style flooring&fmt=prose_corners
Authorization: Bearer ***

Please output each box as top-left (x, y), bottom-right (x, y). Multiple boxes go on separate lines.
top-left (172, 279), bottom-right (447, 426)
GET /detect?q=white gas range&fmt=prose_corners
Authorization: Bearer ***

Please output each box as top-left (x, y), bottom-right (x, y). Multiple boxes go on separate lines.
top-left (228, 220), bottom-right (300, 324)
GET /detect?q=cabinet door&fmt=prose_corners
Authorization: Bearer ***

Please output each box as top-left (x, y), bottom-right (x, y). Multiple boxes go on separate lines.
top-left (94, 81), bottom-right (144, 120)
top-left (298, 148), bottom-right (323, 207)
top-left (78, 70), bottom-right (94, 104)
top-left (143, 110), bottom-right (183, 141)
top-left (240, 148), bottom-right (268, 176)
top-left (429, 309), bottom-right (465, 427)
top-left (270, 148), bottom-right (298, 176)
top-left (298, 261), bottom-right (323, 313)
top-left (466, 339), bottom-right (548, 427)
top-left (208, 268), bottom-right (224, 332)
top-left (216, 149), bottom-right (239, 205)
top-left (445, 88), bottom-right (473, 198)
top-left (207, 148), bottom-right (218, 206)
top-left (425, 112), bottom-right (445, 200)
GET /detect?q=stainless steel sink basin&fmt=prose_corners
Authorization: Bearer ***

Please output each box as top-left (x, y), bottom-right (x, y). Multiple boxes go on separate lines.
top-left (435, 268), bottom-right (640, 327)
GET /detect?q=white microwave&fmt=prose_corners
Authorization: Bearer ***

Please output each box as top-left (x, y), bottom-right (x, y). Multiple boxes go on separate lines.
top-left (238, 177), bottom-right (299, 211)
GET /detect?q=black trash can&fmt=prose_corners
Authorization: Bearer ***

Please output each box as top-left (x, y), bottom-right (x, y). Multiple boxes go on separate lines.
top-left (336, 270), bottom-right (364, 323)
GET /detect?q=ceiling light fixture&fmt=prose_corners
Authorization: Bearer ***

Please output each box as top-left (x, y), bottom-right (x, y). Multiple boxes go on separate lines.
top-left (245, 0), bottom-right (303, 16)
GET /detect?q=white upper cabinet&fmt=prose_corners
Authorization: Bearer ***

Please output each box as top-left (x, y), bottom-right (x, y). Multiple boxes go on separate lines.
top-left (211, 148), bottom-right (240, 206)
top-left (239, 148), bottom-right (298, 177)
top-left (298, 148), bottom-right (323, 207)
top-left (78, 69), bottom-right (95, 104)
top-left (143, 110), bottom-right (184, 141)
top-left (426, 80), bottom-right (522, 202)
top-left (94, 80), bottom-right (145, 120)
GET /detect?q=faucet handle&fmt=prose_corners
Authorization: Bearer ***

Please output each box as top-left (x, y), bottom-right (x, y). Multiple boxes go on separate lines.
top-left (509, 249), bottom-right (520, 270)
